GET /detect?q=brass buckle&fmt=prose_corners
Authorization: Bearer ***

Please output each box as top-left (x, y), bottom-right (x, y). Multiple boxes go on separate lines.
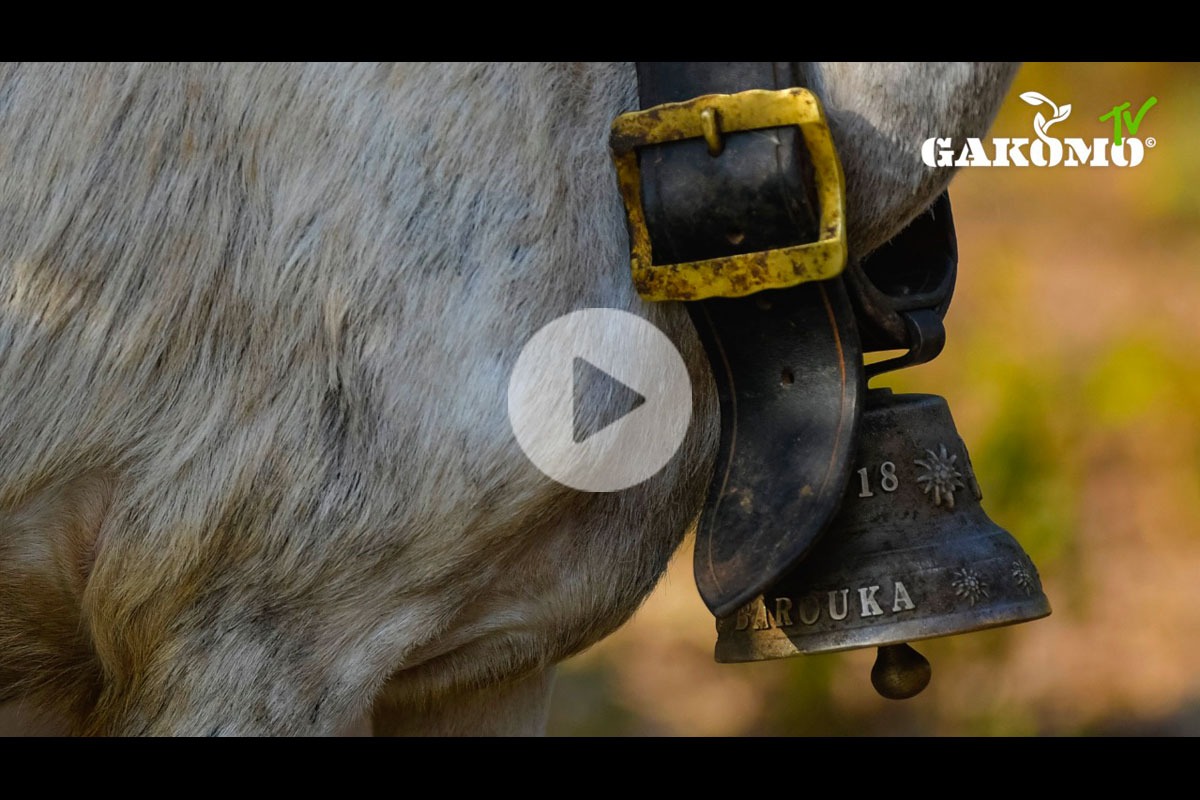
top-left (610, 88), bottom-right (847, 302)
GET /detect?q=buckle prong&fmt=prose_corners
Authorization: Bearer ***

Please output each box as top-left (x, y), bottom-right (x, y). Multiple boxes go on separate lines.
top-left (699, 107), bottom-right (724, 157)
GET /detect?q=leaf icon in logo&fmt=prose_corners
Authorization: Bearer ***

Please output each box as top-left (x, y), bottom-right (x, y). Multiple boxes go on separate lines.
top-left (1022, 91), bottom-right (1071, 142)
top-left (1020, 91), bottom-right (1056, 111)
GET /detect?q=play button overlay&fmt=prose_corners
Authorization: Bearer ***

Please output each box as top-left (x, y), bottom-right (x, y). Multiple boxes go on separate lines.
top-left (573, 357), bottom-right (646, 444)
top-left (508, 308), bottom-right (692, 492)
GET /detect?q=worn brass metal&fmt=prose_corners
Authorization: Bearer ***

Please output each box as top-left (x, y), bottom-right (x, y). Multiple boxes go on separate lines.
top-left (699, 107), bottom-right (724, 156)
top-left (871, 644), bottom-right (932, 700)
top-left (714, 389), bottom-right (1051, 696)
top-left (610, 88), bottom-right (847, 302)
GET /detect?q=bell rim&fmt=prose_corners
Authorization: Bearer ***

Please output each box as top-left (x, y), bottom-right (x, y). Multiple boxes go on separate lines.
top-left (714, 594), bottom-right (1051, 664)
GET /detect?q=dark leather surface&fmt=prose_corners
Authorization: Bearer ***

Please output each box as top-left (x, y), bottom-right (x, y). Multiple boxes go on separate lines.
top-left (846, 193), bottom-right (959, 351)
top-left (690, 281), bottom-right (863, 617)
top-left (634, 62), bottom-right (863, 618)
top-left (635, 62), bottom-right (820, 264)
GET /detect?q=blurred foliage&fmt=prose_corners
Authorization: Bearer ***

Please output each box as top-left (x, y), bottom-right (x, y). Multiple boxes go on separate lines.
top-left (548, 63), bottom-right (1200, 736)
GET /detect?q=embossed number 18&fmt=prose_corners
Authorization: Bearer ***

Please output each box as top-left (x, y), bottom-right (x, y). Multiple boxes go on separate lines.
top-left (857, 462), bottom-right (898, 498)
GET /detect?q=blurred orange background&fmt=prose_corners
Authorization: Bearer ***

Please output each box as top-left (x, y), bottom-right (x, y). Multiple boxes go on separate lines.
top-left (548, 62), bottom-right (1200, 736)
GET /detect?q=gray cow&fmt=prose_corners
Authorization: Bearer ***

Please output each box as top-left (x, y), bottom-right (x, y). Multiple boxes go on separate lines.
top-left (0, 62), bottom-right (1016, 735)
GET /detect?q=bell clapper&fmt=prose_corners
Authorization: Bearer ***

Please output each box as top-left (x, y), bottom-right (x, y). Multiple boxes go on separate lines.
top-left (871, 643), bottom-right (932, 700)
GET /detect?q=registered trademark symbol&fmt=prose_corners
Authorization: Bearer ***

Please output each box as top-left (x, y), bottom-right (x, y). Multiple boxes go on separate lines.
top-left (1146, 137), bottom-right (1157, 148)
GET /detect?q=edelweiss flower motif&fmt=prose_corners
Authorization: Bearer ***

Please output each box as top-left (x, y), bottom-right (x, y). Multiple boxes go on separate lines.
top-left (951, 568), bottom-right (989, 607)
top-left (1011, 559), bottom-right (1040, 596)
top-left (914, 444), bottom-right (966, 509)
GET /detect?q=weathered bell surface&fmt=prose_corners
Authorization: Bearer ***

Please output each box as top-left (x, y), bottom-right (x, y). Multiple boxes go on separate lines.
top-left (715, 389), bottom-right (1051, 697)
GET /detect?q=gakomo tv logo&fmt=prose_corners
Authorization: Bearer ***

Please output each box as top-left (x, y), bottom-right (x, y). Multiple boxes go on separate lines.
top-left (922, 92), bottom-right (1158, 168)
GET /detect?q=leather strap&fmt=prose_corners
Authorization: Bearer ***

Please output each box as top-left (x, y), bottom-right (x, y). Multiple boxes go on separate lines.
top-left (848, 192), bottom-right (958, 353)
top-left (635, 62), bottom-right (863, 618)
top-left (635, 63), bottom-right (821, 262)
